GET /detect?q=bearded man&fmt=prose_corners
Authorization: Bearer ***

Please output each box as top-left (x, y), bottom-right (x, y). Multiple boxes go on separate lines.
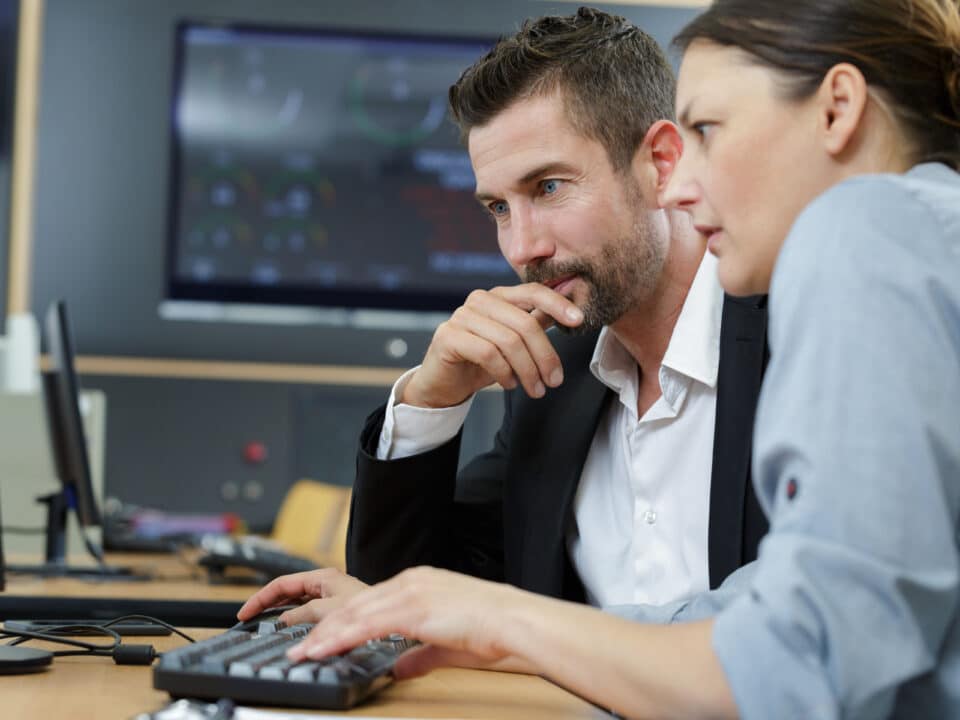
top-left (343, 7), bottom-right (770, 610)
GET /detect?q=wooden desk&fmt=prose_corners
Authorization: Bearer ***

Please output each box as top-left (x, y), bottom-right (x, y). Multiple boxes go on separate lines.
top-left (3, 552), bottom-right (252, 601)
top-left (1, 556), bottom-right (608, 719)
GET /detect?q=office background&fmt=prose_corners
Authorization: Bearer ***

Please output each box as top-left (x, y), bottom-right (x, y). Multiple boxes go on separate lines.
top-left (1, 0), bottom-right (701, 532)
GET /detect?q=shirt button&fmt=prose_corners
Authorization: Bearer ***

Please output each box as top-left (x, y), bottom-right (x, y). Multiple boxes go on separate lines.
top-left (644, 509), bottom-right (657, 524)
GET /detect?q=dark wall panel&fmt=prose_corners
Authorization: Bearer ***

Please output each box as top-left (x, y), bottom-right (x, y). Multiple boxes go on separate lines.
top-left (88, 375), bottom-right (295, 530)
top-left (88, 372), bottom-right (505, 532)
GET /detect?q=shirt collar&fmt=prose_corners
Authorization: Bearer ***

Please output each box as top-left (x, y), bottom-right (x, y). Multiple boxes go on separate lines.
top-left (589, 251), bottom-right (723, 392)
top-left (661, 250), bottom-right (723, 388)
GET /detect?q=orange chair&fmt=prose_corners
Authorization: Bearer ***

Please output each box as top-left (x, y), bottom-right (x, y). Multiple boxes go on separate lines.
top-left (271, 479), bottom-right (351, 571)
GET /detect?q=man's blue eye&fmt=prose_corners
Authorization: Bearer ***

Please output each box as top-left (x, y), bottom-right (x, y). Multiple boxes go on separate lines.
top-left (490, 201), bottom-right (508, 216)
top-left (692, 122), bottom-right (714, 139)
top-left (543, 179), bottom-right (560, 194)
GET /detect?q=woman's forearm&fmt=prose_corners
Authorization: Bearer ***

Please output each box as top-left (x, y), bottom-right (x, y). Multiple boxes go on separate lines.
top-left (500, 590), bottom-right (738, 720)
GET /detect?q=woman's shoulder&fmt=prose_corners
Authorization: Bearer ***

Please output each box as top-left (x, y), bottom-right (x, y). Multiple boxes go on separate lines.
top-left (800, 163), bottom-right (959, 231)
top-left (770, 164), bottom-right (960, 322)
top-left (780, 164), bottom-right (960, 272)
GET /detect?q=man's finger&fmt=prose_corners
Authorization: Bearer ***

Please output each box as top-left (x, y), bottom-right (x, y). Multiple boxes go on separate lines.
top-left (456, 299), bottom-right (566, 392)
top-left (490, 283), bottom-right (584, 328)
top-left (530, 308), bottom-right (555, 331)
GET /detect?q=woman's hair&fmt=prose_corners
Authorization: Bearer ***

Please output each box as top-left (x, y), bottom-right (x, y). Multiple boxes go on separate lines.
top-left (673, 0), bottom-right (960, 168)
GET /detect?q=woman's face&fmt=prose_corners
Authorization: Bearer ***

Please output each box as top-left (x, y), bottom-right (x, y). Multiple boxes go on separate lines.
top-left (664, 42), bottom-right (832, 296)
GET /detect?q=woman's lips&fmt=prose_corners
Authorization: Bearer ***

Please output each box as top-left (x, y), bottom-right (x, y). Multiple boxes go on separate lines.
top-left (695, 225), bottom-right (724, 255)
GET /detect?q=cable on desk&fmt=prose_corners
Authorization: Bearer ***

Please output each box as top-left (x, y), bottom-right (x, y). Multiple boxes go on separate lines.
top-left (1, 614), bottom-right (197, 665)
top-left (102, 614), bottom-right (196, 643)
top-left (2, 624), bottom-right (122, 656)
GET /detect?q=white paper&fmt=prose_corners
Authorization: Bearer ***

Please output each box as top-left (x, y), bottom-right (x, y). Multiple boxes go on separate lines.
top-left (234, 710), bottom-right (462, 720)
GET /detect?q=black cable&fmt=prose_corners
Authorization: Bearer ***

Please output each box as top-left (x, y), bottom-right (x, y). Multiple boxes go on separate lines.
top-left (0, 630), bottom-right (155, 664)
top-left (1, 613), bottom-right (197, 666)
top-left (102, 614), bottom-right (196, 643)
top-left (1, 624), bottom-right (121, 655)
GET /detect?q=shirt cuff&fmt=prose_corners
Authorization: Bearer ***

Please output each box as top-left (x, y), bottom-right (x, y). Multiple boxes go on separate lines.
top-left (712, 592), bottom-right (836, 720)
top-left (377, 366), bottom-right (475, 460)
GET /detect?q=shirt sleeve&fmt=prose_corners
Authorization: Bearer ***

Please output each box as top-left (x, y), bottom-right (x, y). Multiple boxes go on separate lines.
top-left (377, 366), bottom-right (475, 460)
top-left (712, 176), bottom-right (960, 720)
top-left (605, 561), bottom-right (757, 624)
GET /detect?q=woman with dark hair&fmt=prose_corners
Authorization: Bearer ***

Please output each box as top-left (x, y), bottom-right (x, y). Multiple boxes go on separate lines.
top-left (238, 2), bottom-right (960, 717)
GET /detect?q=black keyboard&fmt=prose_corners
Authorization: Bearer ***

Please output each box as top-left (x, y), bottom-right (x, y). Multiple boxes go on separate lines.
top-left (197, 535), bottom-right (319, 583)
top-left (154, 618), bottom-right (415, 710)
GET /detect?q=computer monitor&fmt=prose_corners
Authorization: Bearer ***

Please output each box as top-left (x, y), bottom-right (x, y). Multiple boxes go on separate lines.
top-left (0, 482), bottom-right (6, 591)
top-left (162, 20), bottom-right (509, 328)
top-left (7, 301), bottom-right (135, 578)
top-left (44, 301), bottom-right (101, 531)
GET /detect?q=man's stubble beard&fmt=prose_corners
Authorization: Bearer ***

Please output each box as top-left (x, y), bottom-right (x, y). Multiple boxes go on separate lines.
top-left (524, 182), bottom-right (666, 335)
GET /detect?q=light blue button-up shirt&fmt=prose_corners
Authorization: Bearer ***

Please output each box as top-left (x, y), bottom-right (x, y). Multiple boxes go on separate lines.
top-left (613, 163), bottom-right (960, 718)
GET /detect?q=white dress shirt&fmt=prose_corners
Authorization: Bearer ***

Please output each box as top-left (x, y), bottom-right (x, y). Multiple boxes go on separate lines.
top-left (377, 252), bottom-right (723, 608)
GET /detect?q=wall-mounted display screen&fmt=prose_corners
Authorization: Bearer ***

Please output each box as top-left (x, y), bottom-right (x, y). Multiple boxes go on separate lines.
top-left (165, 21), bottom-right (510, 318)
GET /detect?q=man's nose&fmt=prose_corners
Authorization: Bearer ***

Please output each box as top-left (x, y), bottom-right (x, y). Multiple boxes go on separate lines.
top-left (502, 205), bottom-right (553, 268)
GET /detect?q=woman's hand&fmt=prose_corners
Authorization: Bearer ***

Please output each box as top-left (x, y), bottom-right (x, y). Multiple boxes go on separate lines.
top-left (237, 567), bottom-right (369, 626)
top-left (286, 566), bottom-right (535, 678)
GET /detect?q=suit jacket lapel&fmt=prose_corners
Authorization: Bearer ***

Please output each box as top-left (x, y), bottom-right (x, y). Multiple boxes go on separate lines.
top-left (708, 294), bottom-right (768, 587)
top-left (508, 332), bottom-right (612, 598)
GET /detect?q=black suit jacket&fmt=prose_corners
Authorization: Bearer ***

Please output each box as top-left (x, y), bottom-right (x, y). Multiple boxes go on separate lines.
top-left (348, 294), bottom-right (769, 602)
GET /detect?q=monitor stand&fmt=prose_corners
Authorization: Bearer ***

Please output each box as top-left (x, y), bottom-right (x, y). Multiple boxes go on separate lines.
top-left (4, 489), bottom-right (148, 581)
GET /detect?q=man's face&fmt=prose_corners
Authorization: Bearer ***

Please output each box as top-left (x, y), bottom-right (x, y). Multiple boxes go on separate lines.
top-left (468, 91), bottom-right (666, 330)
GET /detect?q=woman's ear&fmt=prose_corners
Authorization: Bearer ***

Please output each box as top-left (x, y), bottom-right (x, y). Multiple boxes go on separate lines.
top-left (817, 62), bottom-right (869, 157)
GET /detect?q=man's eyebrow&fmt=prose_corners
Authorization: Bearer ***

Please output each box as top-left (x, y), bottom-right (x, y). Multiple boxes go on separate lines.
top-left (475, 161), bottom-right (579, 204)
top-left (518, 161), bottom-right (578, 185)
top-left (474, 190), bottom-right (498, 205)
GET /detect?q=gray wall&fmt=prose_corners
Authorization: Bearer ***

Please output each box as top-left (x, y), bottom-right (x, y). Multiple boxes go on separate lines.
top-left (22, 0), bottom-right (698, 532)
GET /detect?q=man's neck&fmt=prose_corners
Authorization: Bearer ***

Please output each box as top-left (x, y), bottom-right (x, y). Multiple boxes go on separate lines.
top-left (610, 212), bottom-right (707, 394)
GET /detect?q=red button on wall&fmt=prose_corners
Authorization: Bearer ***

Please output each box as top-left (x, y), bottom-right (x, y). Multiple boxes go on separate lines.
top-left (243, 441), bottom-right (268, 465)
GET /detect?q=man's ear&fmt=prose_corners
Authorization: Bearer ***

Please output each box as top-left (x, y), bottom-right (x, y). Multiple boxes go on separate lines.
top-left (817, 62), bottom-right (868, 157)
top-left (633, 120), bottom-right (683, 199)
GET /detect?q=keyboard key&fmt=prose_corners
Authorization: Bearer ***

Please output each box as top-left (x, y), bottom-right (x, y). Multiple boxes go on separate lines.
top-left (258, 657), bottom-right (296, 681)
top-left (159, 631), bottom-right (251, 670)
top-left (200, 633), bottom-right (292, 673)
top-left (287, 661), bottom-right (323, 683)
